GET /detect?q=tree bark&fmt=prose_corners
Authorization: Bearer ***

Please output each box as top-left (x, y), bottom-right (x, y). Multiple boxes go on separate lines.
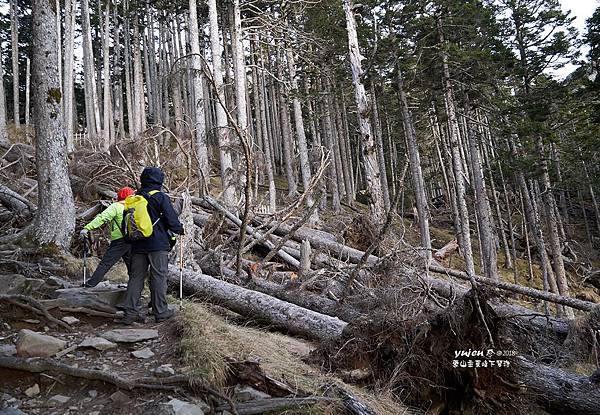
top-left (397, 67), bottom-right (431, 261)
top-left (285, 28), bottom-right (317, 223)
top-left (24, 58), bottom-right (30, 127)
top-left (277, 53), bottom-right (297, 197)
top-left (537, 140), bottom-right (573, 318)
top-left (257, 45), bottom-right (277, 212)
top-left (189, 0), bottom-right (209, 193)
top-left (517, 357), bottom-right (600, 415)
top-left (438, 19), bottom-right (475, 277)
top-left (0, 45), bottom-right (8, 146)
top-left (370, 83), bottom-right (390, 212)
top-left (208, 0), bottom-right (236, 208)
top-left (63, 0), bottom-right (75, 152)
top-left (343, 0), bottom-right (386, 224)
top-left (81, 0), bottom-right (101, 140)
top-left (464, 100), bottom-right (498, 279)
top-left (101, 0), bottom-right (112, 151)
top-left (168, 266), bottom-right (347, 342)
top-left (32, 0), bottom-right (75, 249)
top-left (132, 14), bottom-right (146, 136)
top-left (10, 0), bottom-right (19, 127)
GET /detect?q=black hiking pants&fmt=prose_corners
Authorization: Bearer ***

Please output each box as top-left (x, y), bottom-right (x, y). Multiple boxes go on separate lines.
top-left (86, 239), bottom-right (131, 287)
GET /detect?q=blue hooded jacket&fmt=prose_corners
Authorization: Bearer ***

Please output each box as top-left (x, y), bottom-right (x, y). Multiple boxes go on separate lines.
top-left (132, 167), bottom-right (184, 253)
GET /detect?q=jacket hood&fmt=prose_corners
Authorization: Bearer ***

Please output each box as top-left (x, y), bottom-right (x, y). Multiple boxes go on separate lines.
top-left (140, 167), bottom-right (164, 189)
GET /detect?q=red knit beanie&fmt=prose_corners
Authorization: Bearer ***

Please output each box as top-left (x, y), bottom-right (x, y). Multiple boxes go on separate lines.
top-left (117, 187), bottom-right (135, 201)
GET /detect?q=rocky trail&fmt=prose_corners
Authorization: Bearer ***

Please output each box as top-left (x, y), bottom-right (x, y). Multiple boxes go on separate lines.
top-left (0, 271), bottom-right (408, 415)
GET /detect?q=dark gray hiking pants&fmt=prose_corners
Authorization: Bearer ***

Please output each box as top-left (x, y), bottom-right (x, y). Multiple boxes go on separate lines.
top-left (122, 251), bottom-right (169, 319)
top-left (86, 239), bottom-right (131, 287)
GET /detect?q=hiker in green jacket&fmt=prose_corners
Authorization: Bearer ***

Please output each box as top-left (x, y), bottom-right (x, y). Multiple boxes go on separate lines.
top-left (80, 187), bottom-right (135, 287)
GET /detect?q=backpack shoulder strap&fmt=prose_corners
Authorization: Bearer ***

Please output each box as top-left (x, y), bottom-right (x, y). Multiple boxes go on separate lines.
top-left (140, 190), bottom-right (162, 222)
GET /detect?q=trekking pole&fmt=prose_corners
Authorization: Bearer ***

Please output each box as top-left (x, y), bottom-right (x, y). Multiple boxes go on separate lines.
top-left (83, 236), bottom-right (88, 287)
top-left (179, 240), bottom-right (184, 310)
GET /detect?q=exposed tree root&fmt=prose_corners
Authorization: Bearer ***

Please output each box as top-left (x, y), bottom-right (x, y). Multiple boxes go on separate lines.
top-left (0, 294), bottom-right (72, 331)
top-left (0, 356), bottom-right (188, 391)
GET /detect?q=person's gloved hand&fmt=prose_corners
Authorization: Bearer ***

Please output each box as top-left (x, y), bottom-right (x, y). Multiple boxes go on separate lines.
top-left (79, 229), bottom-right (89, 239)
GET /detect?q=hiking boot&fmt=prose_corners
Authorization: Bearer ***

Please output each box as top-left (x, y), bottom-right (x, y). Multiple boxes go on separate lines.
top-left (154, 309), bottom-right (175, 323)
top-left (117, 313), bottom-right (143, 325)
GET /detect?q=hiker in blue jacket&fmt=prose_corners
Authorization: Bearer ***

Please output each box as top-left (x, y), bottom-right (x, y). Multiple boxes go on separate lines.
top-left (119, 167), bottom-right (184, 324)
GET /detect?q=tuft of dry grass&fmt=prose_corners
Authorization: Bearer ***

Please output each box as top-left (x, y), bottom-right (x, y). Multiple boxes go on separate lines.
top-left (176, 302), bottom-right (418, 415)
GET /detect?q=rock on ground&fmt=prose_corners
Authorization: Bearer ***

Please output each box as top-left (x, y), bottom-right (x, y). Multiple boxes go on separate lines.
top-left (0, 274), bottom-right (26, 295)
top-left (16, 329), bottom-right (67, 357)
top-left (24, 384), bottom-right (40, 398)
top-left (79, 337), bottom-right (117, 351)
top-left (110, 390), bottom-right (129, 405)
top-left (155, 398), bottom-right (207, 415)
top-left (153, 364), bottom-right (175, 378)
top-left (233, 385), bottom-right (271, 402)
top-left (131, 347), bottom-right (154, 359)
top-left (101, 329), bottom-right (159, 343)
top-left (61, 316), bottom-right (80, 325)
top-left (0, 344), bottom-right (16, 356)
top-left (49, 394), bottom-right (70, 404)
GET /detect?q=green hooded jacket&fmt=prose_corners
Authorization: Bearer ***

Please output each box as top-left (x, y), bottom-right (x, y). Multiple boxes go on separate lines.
top-left (84, 202), bottom-right (125, 241)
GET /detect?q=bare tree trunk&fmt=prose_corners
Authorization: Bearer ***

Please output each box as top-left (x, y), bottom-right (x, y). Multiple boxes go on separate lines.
top-left (438, 21), bottom-right (475, 277)
top-left (464, 100), bottom-right (497, 280)
top-left (63, 0), bottom-right (75, 151)
top-left (168, 21), bottom-right (184, 138)
top-left (32, 0), bottom-right (75, 249)
top-left (342, 95), bottom-right (357, 199)
top-left (132, 15), bottom-right (146, 136)
top-left (0, 46), bottom-right (8, 146)
top-left (123, 0), bottom-right (134, 137)
top-left (24, 58), bottom-right (30, 128)
top-left (343, 0), bottom-right (385, 224)
top-left (101, 0), bottom-right (112, 151)
top-left (10, 0), bottom-right (19, 127)
top-left (370, 84), bottom-right (390, 212)
top-left (232, 0), bottom-right (247, 134)
top-left (55, 0), bottom-right (61, 90)
top-left (335, 88), bottom-right (354, 204)
top-left (397, 67), bottom-right (431, 262)
top-left (323, 80), bottom-right (341, 213)
top-left (81, 0), bottom-right (100, 139)
top-left (277, 55), bottom-right (297, 197)
top-left (258, 46), bottom-right (277, 212)
top-left (208, 0), bottom-right (236, 207)
top-left (189, 0), bottom-right (209, 193)
top-left (519, 173), bottom-right (561, 315)
top-left (538, 141), bottom-right (573, 318)
top-left (285, 28), bottom-right (317, 222)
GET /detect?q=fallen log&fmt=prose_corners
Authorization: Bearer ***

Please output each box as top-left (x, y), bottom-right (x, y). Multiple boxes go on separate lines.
top-left (517, 357), bottom-right (600, 415)
top-left (433, 238), bottom-right (459, 262)
top-left (193, 196), bottom-right (376, 265)
top-left (0, 184), bottom-right (35, 214)
top-left (246, 277), bottom-right (362, 322)
top-left (202, 258), bottom-right (570, 337)
top-left (167, 265), bottom-right (347, 342)
top-left (173, 265), bottom-right (594, 414)
top-left (323, 384), bottom-right (377, 415)
top-left (419, 269), bottom-right (571, 335)
top-left (200, 196), bottom-right (300, 269)
top-left (278, 226), bottom-right (379, 265)
top-left (215, 397), bottom-right (325, 415)
top-left (429, 265), bottom-right (596, 312)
